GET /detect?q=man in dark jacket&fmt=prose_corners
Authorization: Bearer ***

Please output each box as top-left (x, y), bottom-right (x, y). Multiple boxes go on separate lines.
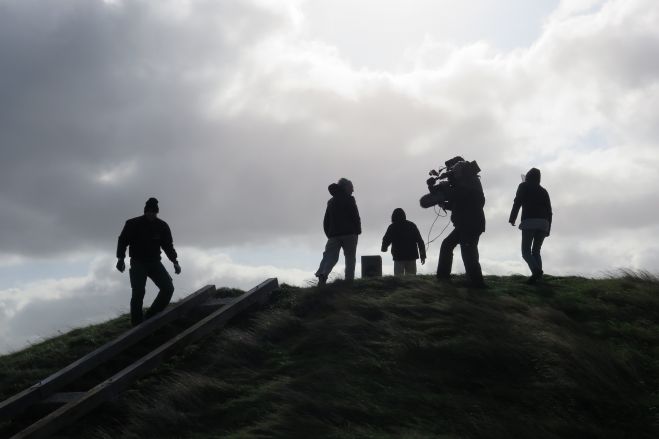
top-left (435, 159), bottom-right (486, 287)
top-left (381, 208), bottom-right (426, 275)
top-left (116, 197), bottom-right (181, 326)
top-left (509, 168), bottom-right (552, 283)
top-left (315, 178), bottom-right (361, 285)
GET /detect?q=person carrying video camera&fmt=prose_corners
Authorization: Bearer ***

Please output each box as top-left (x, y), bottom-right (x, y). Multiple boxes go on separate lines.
top-left (429, 156), bottom-right (486, 287)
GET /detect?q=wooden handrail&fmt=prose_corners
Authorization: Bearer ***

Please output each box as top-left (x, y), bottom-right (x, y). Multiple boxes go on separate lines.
top-left (9, 278), bottom-right (278, 439)
top-left (0, 284), bottom-right (215, 419)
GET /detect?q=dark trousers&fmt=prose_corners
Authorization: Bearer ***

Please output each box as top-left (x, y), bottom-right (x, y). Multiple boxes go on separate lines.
top-left (315, 234), bottom-right (358, 281)
top-left (437, 228), bottom-right (484, 285)
top-left (521, 229), bottom-right (545, 275)
top-left (129, 258), bottom-right (174, 326)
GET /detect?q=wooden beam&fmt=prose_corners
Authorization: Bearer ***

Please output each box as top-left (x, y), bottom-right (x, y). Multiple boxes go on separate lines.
top-left (194, 297), bottom-right (233, 313)
top-left (40, 393), bottom-right (84, 406)
top-left (31, 393), bottom-right (85, 415)
top-left (0, 285), bottom-right (215, 420)
top-left (11, 278), bottom-right (278, 439)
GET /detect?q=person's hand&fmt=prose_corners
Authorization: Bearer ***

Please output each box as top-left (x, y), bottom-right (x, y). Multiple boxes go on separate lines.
top-left (173, 262), bottom-right (182, 275)
top-left (421, 258), bottom-right (426, 265)
top-left (116, 259), bottom-right (125, 273)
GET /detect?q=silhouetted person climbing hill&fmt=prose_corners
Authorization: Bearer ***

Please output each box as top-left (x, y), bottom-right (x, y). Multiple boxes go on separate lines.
top-left (509, 168), bottom-right (552, 284)
top-left (381, 208), bottom-right (426, 275)
top-left (315, 178), bottom-right (361, 285)
top-left (116, 197), bottom-right (181, 326)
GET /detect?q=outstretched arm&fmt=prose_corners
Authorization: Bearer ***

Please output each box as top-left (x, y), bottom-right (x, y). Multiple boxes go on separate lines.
top-left (323, 204), bottom-right (330, 238)
top-left (381, 226), bottom-right (392, 252)
top-left (352, 198), bottom-right (362, 234)
top-left (161, 223), bottom-right (180, 274)
top-left (116, 222), bottom-right (129, 272)
top-left (509, 184), bottom-right (523, 225)
top-left (414, 224), bottom-right (426, 262)
top-left (546, 190), bottom-right (553, 236)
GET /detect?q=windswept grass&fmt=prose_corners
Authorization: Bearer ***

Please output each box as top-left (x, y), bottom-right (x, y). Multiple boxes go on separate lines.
top-left (0, 316), bottom-right (132, 401)
top-left (2, 275), bottom-right (658, 439)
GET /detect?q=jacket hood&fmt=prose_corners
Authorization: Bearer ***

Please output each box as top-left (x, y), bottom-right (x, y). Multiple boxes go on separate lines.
top-left (391, 208), bottom-right (406, 223)
top-left (525, 168), bottom-right (541, 185)
top-left (328, 183), bottom-right (344, 196)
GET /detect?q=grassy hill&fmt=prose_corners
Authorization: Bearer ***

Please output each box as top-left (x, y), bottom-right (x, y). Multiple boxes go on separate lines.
top-left (1, 273), bottom-right (658, 438)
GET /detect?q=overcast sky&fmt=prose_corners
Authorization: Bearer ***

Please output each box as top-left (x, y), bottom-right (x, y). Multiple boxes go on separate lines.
top-left (1, 0), bottom-right (658, 354)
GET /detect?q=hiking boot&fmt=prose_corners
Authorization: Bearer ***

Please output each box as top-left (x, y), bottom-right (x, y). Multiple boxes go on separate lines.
top-left (526, 270), bottom-right (544, 284)
top-left (436, 274), bottom-right (452, 282)
top-left (317, 274), bottom-right (328, 286)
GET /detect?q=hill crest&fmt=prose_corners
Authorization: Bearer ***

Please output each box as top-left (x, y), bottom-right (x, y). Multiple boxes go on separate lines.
top-left (1, 274), bottom-right (658, 439)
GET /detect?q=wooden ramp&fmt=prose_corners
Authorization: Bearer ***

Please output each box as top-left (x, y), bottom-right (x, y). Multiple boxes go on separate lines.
top-left (0, 278), bottom-right (279, 439)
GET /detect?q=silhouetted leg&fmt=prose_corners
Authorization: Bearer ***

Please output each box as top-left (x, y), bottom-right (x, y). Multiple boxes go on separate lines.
top-left (144, 261), bottom-right (174, 320)
top-left (406, 260), bottom-right (417, 275)
top-left (437, 229), bottom-right (460, 278)
top-left (394, 261), bottom-right (404, 276)
top-left (460, 231), bottom-right (484, 286)
top-left (129, 259), bottom-right (148, 326)
top-left (342, 234), bottom-right (358, 281)
top-left (521, 230), bottom-right (541, 274)
top-left (531, 230), bottom-right (546, 273)
top-left (316, 237), bottom-right (341, 279)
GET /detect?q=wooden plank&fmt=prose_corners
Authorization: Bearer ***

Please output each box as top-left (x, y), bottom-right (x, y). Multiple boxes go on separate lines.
top-left (194, 297), bottom-right (233, 313)
top-left (40, 393), bottom-right (84, 406)
top-left (31, 393), bottom-right (85, 415)
top-left (11, 278), bottom-right (278, 439)
top-left (0, 285), bottom-right (215, 420)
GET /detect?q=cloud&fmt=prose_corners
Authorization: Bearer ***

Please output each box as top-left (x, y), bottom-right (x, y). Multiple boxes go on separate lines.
top-left (1, 0), bottom-right (659, 352)
top-left (0, 0), bottom-right (291, 254)
top-left (0, 248), bottom-right (310, 354)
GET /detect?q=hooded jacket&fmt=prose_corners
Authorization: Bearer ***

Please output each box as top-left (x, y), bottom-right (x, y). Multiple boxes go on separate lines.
top-left (509, 168), bottom-right (552, 230)
top-left (381, 208), bottom-right (426, 261)
top-left (448, 176), bottom-right (486, 234)
top-left (323, 183), bottom-right (362, 238)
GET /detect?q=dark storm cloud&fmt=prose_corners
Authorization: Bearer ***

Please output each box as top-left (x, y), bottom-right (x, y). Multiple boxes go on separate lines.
top-left (2, 0), bottom-right (659, 355)
top-left (0, 0), bottom-right (287, 255)
top-left (0, 0), bottom-right (481, 256)
top-left (0, 0), bottom-right (658, 271)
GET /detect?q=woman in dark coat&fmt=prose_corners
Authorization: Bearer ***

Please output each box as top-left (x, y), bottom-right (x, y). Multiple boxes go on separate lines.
top-left (509, 168), bottom-right (552, 283)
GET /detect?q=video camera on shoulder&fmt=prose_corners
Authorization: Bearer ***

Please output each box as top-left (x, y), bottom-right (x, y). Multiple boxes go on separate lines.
top-left (419, 156), bottom-right (481, 209)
